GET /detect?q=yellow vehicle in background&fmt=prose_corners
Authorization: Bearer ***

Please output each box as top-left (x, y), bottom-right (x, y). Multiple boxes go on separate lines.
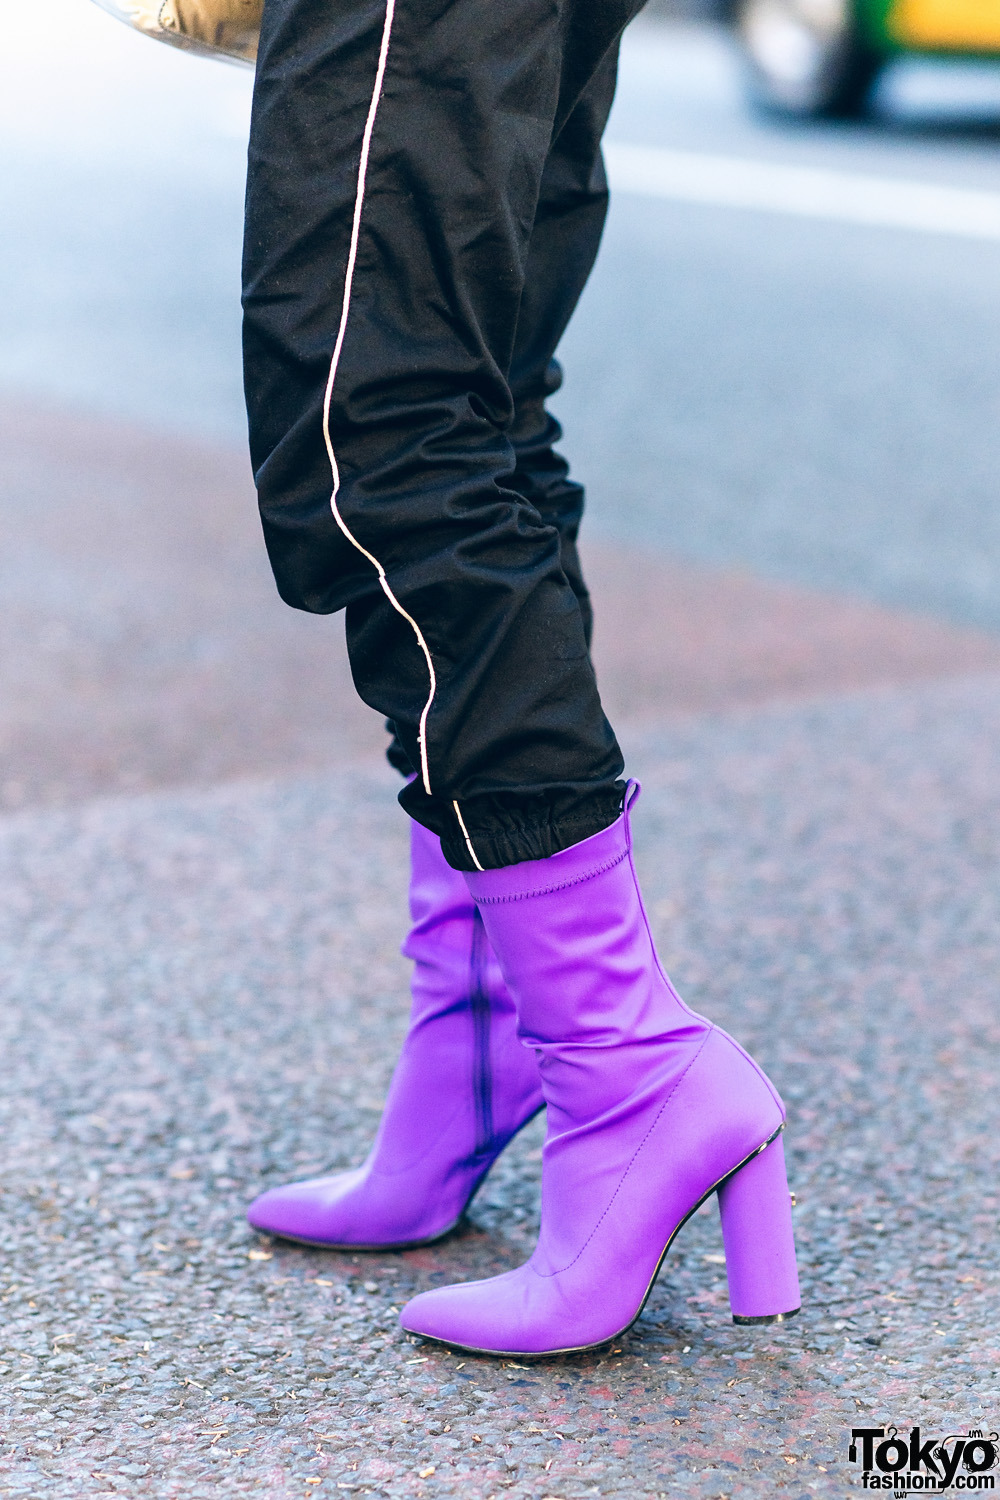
top-left (734, 0), bottom-right (1000, 116)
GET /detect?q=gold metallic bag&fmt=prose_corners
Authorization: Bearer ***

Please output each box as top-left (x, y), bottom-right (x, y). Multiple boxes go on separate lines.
top-left (89, 0), bottom-right (262, 65)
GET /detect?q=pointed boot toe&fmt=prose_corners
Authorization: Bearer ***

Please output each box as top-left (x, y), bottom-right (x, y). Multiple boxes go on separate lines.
top-left (246, 1169), bottom-right (369, 1246)
top-left (399, 1272), bottom-right (530, 1353)
top-left (400, 1265), bottom-right (615, 1357)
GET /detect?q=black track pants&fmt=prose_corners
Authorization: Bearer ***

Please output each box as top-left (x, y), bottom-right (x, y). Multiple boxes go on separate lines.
top-left (243, 0), bottom-right (643, 869)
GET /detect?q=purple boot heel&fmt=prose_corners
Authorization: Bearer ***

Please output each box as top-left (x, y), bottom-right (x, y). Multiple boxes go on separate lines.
top-left (719, 1131), bottom-right (800, 1324)
top-left (246, 821), bottom-right (543, 1249)
top-left (399, 783), bottom-right (800, 1355)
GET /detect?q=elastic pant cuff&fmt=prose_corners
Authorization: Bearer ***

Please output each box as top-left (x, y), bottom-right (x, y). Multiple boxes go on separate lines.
top-left (400, 781), bottom-right (626, 872)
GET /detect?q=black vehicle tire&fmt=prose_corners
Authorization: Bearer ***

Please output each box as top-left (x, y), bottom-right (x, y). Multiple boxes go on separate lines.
top-left (732, 0), bottom-right (886, 119)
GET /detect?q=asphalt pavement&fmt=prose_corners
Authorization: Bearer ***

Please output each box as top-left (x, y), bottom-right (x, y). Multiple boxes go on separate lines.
top-left (2, 665), bottom-right (1000, 1499)
top-left (2, 3), bottom-right (1000, 1497)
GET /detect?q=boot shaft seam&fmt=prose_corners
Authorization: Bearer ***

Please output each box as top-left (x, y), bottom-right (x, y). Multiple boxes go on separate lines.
top-left (531, 1027), bottom-right (714, 1279)
top-left (469, 848), bottom-right (628, 904)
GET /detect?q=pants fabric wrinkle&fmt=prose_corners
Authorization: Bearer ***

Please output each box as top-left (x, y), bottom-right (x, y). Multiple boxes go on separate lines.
top-left (243, 0), bottom-right (645, 868)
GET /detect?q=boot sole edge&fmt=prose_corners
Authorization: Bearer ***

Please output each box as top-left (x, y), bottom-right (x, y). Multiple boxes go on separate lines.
top-left (400, 1122), bottom-right (798, 1358)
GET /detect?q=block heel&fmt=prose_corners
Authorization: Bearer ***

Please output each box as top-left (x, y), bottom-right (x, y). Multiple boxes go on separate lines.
top-left (718, 1131), bottom-right (801, 1325)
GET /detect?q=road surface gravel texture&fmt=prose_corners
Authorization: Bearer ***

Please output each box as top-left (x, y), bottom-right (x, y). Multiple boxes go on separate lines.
top-left (3, 11), bottom-right (1000, 1489)
top-left (1, 676), bottom-right (999, 1497)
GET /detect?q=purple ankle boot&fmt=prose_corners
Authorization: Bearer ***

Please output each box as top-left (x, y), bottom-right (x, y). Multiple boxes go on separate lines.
top-left (399, 784), bottom-right (800, 1354)
top-left (246, 822), bottom-right (544, 1248)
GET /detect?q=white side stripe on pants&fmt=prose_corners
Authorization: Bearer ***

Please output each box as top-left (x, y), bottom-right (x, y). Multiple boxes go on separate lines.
top-left (453, 800), bottom-right (485, 873)
top-left (320, 0), bottom-right (438, 798)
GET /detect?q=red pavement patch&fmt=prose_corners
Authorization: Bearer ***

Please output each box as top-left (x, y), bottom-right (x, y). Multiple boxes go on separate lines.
top-left (3, 396), bottom-right (1000, 813)
top-left (586, 540), bottom-right (1000, 722)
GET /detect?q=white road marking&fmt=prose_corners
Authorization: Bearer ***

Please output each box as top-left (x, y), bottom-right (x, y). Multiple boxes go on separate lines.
top-left (604, 142), bottom-right (1000, 242)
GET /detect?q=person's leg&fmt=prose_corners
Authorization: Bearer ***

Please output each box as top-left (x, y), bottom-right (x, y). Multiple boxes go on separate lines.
top-left (247, 818), bottom-right (543, 1247)
top-left (244, 0), bottom-right (638, 873)
top-left (244, 0), bottom-right (799, 1341)
top-left (244, 27), bottom-right (622, 1243)
top-left (389, 59), bottom-right (795, 1338)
